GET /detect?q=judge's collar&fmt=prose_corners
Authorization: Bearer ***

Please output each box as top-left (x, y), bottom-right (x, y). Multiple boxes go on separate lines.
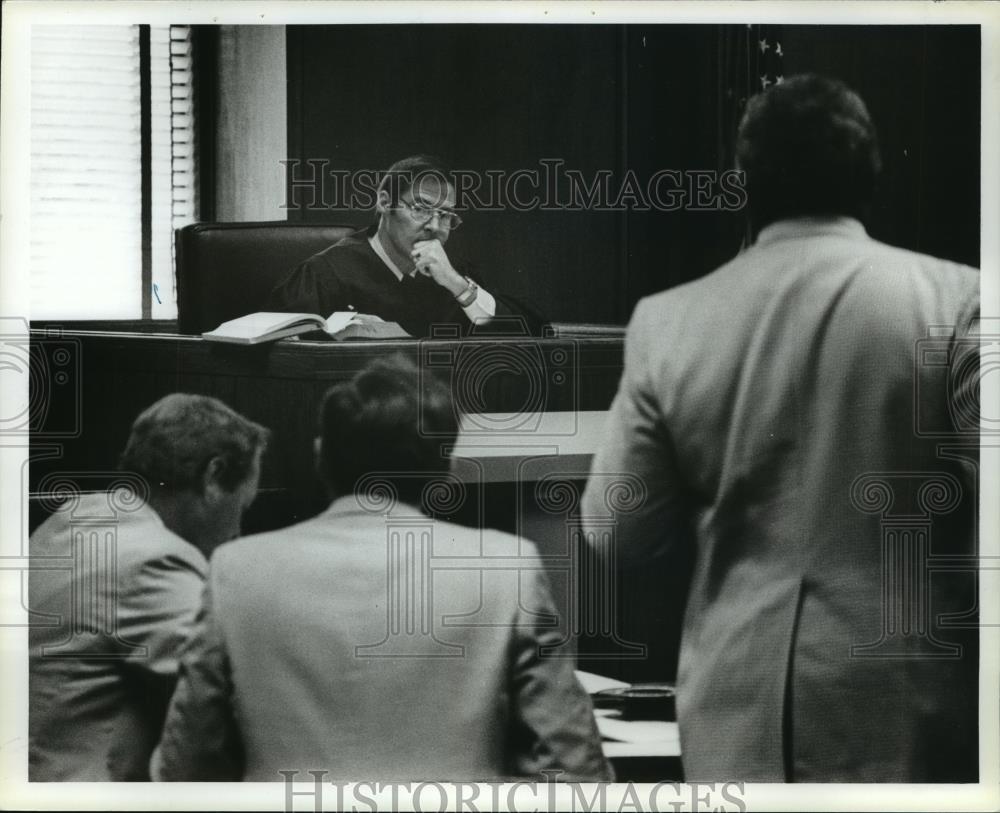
top-left (368, 232), bottom-right (414, 281)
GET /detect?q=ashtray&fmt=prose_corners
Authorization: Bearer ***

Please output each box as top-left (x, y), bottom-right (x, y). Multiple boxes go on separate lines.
top-left (594, 683), bottom-right (676, 721)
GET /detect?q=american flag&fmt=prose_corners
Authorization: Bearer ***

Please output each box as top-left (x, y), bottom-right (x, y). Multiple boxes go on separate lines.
top-left (718, 23), bottom-right (786, 169)
top-left (749, 24), bottom-right (786, 93)
top-left (717, 24), bottom-right (786, 246)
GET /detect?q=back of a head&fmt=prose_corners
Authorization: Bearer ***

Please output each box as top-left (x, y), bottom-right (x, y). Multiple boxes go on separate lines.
top-left (736, 74), bottom-right (882, 231)
top-left (119, 393), bottom-right (269, 494)
top-left (318, 354), bottom-right (459, 505)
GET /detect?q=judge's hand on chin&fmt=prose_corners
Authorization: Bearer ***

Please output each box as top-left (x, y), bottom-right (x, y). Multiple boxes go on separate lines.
top-left (411, 239), bottom-right (467, 297)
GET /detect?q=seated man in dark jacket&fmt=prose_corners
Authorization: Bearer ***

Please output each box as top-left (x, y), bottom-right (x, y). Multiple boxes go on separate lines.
top-left (267, 154), bottom-right (544, 337)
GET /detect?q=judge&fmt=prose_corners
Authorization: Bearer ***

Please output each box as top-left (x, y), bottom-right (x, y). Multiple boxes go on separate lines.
top-left (267, 155), bottom-right (543, 337)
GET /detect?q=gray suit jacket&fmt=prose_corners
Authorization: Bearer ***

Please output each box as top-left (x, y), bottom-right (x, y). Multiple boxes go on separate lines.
top-left (29, 492), bottom-right (208, 780)
top-left (153, 496), bottom-right (612, 781)
top-left (582, 217), bottom-right (980, 781)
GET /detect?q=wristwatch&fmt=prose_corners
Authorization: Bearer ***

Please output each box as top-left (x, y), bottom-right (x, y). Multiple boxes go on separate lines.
top-left (455, 276), bottom-right (479, 307)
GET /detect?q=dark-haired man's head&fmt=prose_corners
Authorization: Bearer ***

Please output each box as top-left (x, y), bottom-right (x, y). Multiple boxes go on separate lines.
top-left (736, 74), bottom-right (882, 232)
top-left (376, 154), bottom-right (453, 208)
top-left (375, 155), bottom-right (460, 265)
top-left (316, 354), bottom-right (459, 506)
top-left (119, 393), bottom-right (269, 554)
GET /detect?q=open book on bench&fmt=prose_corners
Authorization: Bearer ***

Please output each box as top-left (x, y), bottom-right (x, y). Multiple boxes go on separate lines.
top-left (202, 312), bottom-right (411, 344)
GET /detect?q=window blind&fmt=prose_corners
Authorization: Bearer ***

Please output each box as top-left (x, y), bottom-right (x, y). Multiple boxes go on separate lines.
top-left (30, 24), bottom-right (197, 321)
top-left (30, 26), bottom-right (143, 319)
top-left (150, 24), bottom-right (198, 318)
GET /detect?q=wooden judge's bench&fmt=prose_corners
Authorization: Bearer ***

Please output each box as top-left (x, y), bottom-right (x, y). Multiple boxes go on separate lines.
top-left (28, 320), bottom-right (688, 779)
top-left (27, 321), bottom-right (626, 525)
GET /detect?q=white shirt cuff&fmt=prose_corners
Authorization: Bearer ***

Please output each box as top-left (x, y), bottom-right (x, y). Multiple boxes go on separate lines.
top-left (462, 287), bottom-right (497, 322)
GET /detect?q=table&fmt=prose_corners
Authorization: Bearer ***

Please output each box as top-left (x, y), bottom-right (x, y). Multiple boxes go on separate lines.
top-left (576, 671), bottom-right (682, 778)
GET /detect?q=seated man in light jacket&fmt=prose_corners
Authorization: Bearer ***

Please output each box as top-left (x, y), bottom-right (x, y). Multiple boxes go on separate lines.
top-left (153, 354), bottom-right (612, 782)
top-left (29, 394), bottom-right (268, 780)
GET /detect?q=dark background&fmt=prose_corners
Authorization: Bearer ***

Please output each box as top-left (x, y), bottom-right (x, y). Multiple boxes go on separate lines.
top-left (284, 24), bottom-right (980, 325)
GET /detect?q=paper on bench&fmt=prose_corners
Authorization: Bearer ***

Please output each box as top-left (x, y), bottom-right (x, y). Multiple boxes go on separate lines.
top-left (574, 669), bottom-right (630, 694)
top-left (324, 311), bottom-right (363, 333)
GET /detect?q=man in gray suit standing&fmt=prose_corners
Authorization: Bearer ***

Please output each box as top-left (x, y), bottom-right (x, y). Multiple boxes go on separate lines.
top-left (582, 74), bottom-right (980, 782)
top-left (154, 354), bottom-right (612, 782)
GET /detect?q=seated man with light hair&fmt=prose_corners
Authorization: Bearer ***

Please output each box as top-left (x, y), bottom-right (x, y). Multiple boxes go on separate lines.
top-left (153, 354), bottom-right (612, 781)
top-left (29, 394), bottom-right (269, 780)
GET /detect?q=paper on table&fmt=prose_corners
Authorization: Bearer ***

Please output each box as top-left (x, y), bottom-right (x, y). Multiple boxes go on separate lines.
top-left (596, 716), bottom-right (680, 745)
top-left (602, 739), bottom-right (681, 758)
top-left (574, 669), bottom-right (630, 694)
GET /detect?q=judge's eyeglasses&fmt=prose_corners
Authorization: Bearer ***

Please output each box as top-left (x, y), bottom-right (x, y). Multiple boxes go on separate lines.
top-left (399, 199), bottom-right (463, 230)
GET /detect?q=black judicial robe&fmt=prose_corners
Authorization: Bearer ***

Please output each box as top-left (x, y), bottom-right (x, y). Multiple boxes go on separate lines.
top-left (266, 227), bottom-right (544, 337)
